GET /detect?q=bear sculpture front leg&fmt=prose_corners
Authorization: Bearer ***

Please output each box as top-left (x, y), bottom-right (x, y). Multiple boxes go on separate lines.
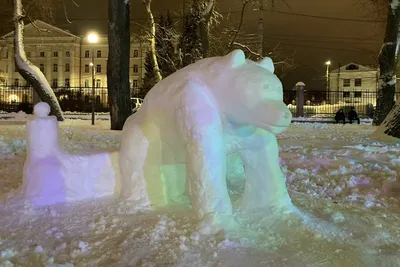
top-left (238, 130), bottom-right (293, 212)
top-left (176, 83), bottom-right (233, 234)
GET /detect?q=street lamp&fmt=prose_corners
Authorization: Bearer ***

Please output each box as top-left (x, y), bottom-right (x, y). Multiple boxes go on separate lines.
top-left (87, 32), bottom-right (98, 126)
top-left (325, 60), bottom-right (331, 103)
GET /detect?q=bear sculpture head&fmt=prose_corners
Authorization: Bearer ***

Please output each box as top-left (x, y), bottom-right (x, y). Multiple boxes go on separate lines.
top-left (211, 50), bottom-right (292, 134)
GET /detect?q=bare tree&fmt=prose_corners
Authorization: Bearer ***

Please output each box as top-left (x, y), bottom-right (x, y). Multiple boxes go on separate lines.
top-left (194, 0), bottom-right (215, 58)
top-left (142, 0), bottom-right (162, 83)
top-left (13, 0), bottom-right (64, 120)
top-left (373, 0), bottom-right (400, 125)
top-left (374, 98), bottom-right (400, 138)
top-left (220, 0), bottom-right (295, 75)
top-left (107, 0), bottom-right (132, 130)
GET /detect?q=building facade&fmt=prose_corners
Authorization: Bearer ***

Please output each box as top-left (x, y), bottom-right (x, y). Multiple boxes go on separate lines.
top-left (327, 62), bottom-right (378, 105)
top-left (0, 20), bottom-right (148, 105)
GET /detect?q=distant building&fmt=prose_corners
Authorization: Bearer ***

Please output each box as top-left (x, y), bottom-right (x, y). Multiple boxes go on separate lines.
top-left (0, 20), bottom-right (148, 105)
top-left (328, 62), bottom-right (378, 105)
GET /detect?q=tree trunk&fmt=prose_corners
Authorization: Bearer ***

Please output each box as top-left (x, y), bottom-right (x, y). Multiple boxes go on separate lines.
top-left (107, 0), bottom-right (132, 130)
top-left (196, 0), bottom-right (214, 58)
top-left (13, 0), bottom-right (64, 121)
top-left (143, 0), bottom-right (162, 83)
top-left (257, 0), bottom-right (265, 58)
top-left (373, 99), bottom-right (400, 138)
top-left (373, 1), bottom-right (400, 126)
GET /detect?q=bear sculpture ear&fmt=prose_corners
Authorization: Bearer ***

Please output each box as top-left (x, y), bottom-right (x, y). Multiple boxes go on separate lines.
top-left (258, 57), bottom-right (275, 73)
top-left (225, 49), bottom-right (246, 68)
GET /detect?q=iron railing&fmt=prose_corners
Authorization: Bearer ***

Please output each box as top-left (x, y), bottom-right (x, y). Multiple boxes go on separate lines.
top-left (0, 86), bottom-right (398, 119)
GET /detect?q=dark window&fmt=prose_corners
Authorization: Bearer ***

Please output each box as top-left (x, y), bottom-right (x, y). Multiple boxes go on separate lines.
top-left (85, 64), bottom-right (89, 73)
top-left (132, 79), bottom-right (138, 88)
top-left (40, 51), bottom-right (45, 57)
top-left (53, 51), bottom-right (58, 57)
top-left (133, 64), bottom-right (138, 73)
top-left (65, 63), bottom-right (70, 72)
top-left (65, 78), bottom-right (70, 87)
top-left (96, 95), bottom-right (101, 104)
top-left (66, 51), bottom-right (71, 57)
top-left (133, 49), bottom-right (139, 58)
top-left (343, 79), bottom-right (350, 87)
top-left (96, 64), bottom-right (101, 73)
top-left (39, 64), bottom-right (45, 72)
top-left (85, 50), bottom-right (90, 58)
top-left (53, 64), bottom-right (58, 72)
top-left (354, 91), bottom-right (362, 98)
top-left (96, 79), bottom-right (101, 88)
top-left (52, 79), bottom-right (58, 88)
top-left (345, 64), bottom-right (359, 70)
top-left (355, 78), bottom-right (362, 86)
top-left (97, 50), bottom-right (102, 58)
top-left (343, 91), bottom-right (350, 98)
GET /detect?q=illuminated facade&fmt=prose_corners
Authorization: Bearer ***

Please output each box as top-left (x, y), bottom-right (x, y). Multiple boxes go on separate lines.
top-left (0, 20), bottom-right (148, 104)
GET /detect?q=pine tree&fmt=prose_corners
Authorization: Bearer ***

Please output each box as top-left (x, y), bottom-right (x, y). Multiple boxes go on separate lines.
top-left (156, 11), bottom-right (176, 78)
top-left (140, 51), bottom-right (156, 99)
top-left (179, 5), bottom-right (203, 68)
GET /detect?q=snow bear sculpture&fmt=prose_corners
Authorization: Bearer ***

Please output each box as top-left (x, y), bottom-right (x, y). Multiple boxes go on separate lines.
top-left (119, 49), bottom-right (292, 223)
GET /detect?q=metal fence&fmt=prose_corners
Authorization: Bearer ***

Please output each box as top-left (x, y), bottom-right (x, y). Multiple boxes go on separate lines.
top-left (0, 86), bottom-right (398, 119)
top-left (284, 89), bottom-right (400, 119)
top-left (0, 86), bottom-right (110, 114)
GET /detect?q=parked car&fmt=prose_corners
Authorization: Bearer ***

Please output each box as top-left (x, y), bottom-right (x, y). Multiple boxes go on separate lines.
top-left (131, 97), bottom-right (144, 113)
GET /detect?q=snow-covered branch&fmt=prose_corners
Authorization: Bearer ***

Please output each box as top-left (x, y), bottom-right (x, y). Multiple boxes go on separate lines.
top-left (13, 0), bottom-right (64, 120)
top-left (142, 0), bottom-right (162, 82)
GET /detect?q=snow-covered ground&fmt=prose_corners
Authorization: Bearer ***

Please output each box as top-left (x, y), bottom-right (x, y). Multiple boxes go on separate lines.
top-left (1, 119), bottom-right (400, 266)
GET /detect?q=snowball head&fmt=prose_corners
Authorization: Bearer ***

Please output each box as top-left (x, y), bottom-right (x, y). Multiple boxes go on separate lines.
top-left (34, 102), bottom-right (51, 117)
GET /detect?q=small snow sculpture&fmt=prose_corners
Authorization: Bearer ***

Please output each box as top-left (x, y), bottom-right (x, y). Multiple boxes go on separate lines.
top-left (21, 102), bottom-right (118, 206)
top-left (119, 49), bottom-right (293, 228)
top-left (33, 101), bottom-right (51, 117)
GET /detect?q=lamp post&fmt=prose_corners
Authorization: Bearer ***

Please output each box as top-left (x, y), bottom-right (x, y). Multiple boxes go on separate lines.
top-left (325, 60), bottom-right (331, 103)
top-left (88, 32), bottom-right (99, 126)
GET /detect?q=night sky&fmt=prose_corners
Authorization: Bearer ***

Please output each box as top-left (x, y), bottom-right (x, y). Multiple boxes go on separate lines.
top-left (0, 0), bottom-right (385, 90)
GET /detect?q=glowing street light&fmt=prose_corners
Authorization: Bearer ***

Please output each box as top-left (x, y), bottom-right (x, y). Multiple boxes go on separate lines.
top-left (325, 60), bottom-right (331, 103)
top-left (87, 32), bottom-right (98, 126)
top-left (88, 33), bottom-right (99, 44)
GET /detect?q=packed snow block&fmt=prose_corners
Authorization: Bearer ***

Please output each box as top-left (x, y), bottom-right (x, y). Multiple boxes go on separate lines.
top-left (119, 49), bottom-right (293, 220)
top-left (22, 102), bottom-right (118, 206)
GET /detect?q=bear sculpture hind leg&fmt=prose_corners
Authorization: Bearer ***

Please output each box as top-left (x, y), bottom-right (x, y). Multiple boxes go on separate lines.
top-left (119, 117), bottom-right (162, 207)
top-left (238, 130), bottom-right (293, 212)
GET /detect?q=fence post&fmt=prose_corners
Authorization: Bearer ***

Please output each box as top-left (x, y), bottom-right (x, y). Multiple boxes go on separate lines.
top-left (32, 88), bottom-right (40, 105)
top-left (295, 82), bottom-right (305, 117)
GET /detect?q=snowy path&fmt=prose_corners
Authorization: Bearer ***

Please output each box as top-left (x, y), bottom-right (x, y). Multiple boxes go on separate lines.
top-left (1, 121), bottom-right (400, 266)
